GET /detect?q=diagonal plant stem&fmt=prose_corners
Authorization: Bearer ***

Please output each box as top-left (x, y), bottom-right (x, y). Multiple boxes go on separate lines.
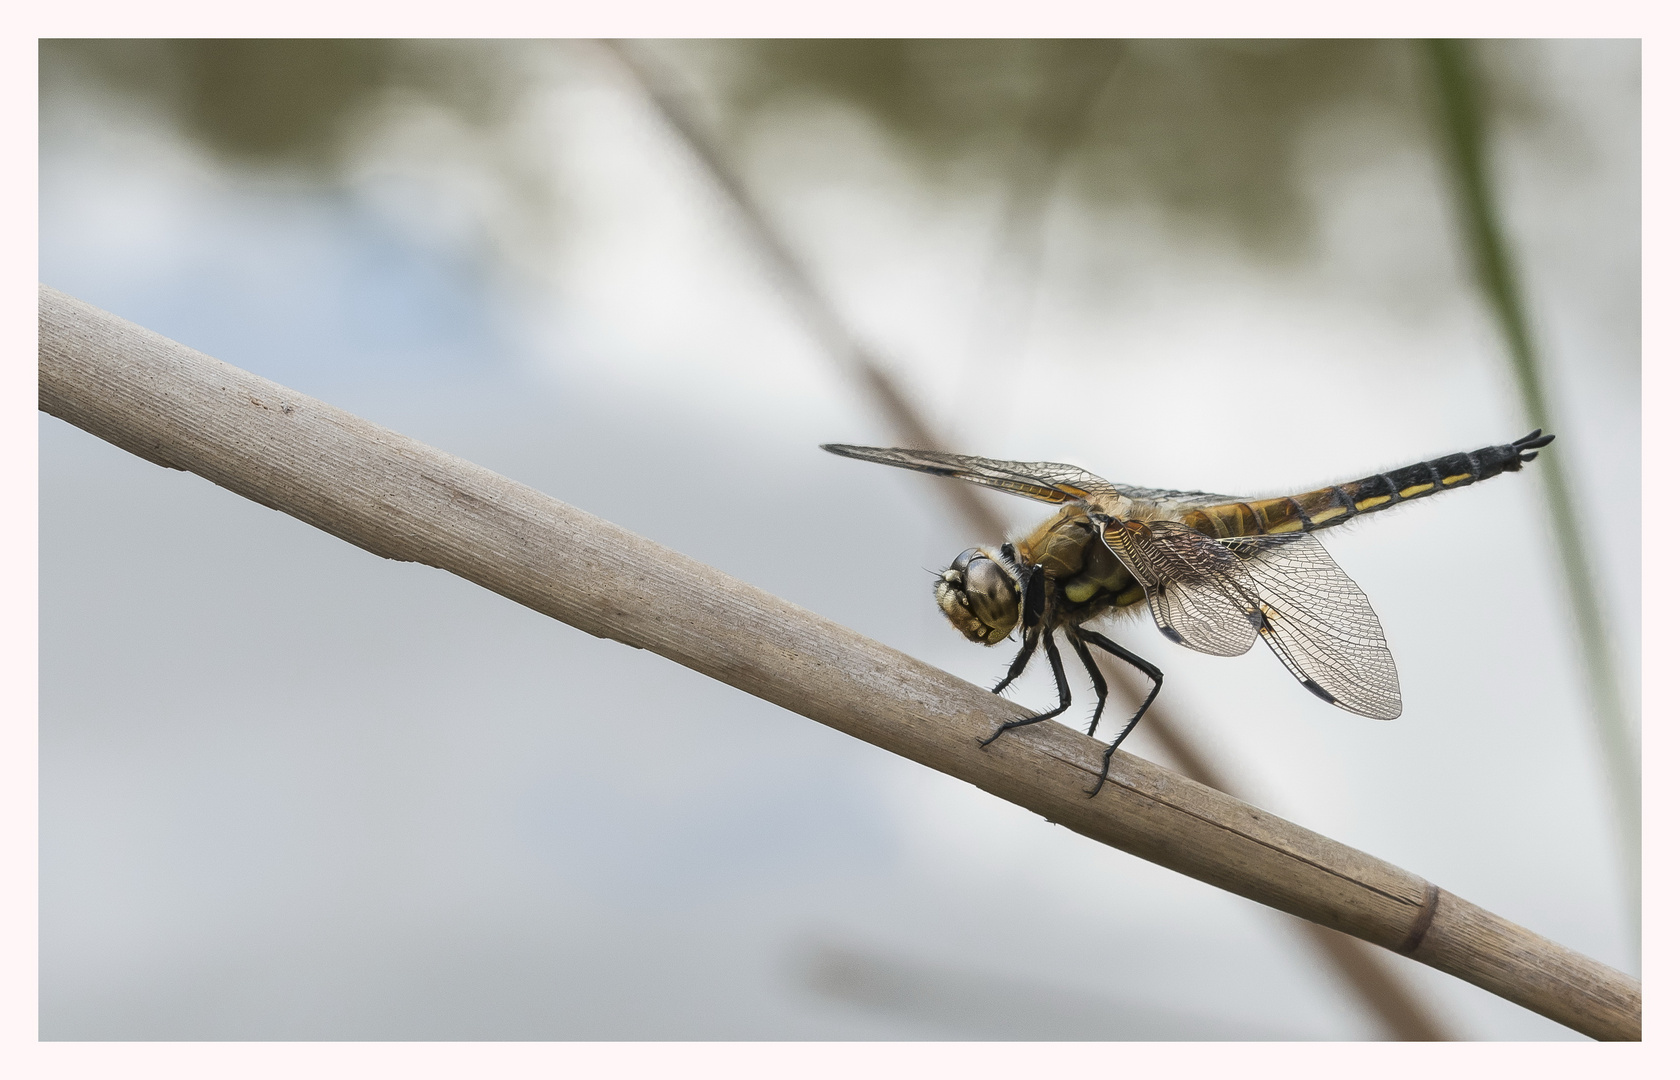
top-left (1098, 661), bottom-right (1450, 1041)
top-left (964, 40), bottom-right (1451, 1041)
top-left (37, 285), bottom-right (1641, 1040)
top-left (964, 41), bottom-right (1127, 380)
top-left (584, 40), bottom-right (997, 543)
top-left (599, 38), bottom-right (1454, 1041)
top-left (1419, 39), bottom-right (1640, 952)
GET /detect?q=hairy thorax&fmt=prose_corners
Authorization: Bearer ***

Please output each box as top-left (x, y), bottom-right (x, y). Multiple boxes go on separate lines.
top-left (1015, 504), bottom-right (1146, 625)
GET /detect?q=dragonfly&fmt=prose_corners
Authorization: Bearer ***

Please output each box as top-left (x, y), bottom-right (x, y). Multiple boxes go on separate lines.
top-left (823, 430), bottom-right (1554, 795)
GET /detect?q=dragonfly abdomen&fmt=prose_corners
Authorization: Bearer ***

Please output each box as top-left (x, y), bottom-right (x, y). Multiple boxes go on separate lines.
top-left (1181, 430), bottom-right (1554, 539)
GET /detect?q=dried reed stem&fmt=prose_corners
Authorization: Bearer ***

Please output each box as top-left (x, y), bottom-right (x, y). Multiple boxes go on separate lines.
top-left (38, 285), bottom-right (1639, 1040)
top-left (597, 39), bottom-right (1455, 1040)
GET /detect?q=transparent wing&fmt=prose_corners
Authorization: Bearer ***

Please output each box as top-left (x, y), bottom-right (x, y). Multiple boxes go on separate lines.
top-left (1108, 483), bottom-right (1243, 509)
top-left (1097, 518), bottom-right (1259, 657)
top-left (1225, 532), bottom-right (1401, 720)
top-left (821, 444), bottom-right (1245, 515)
top-left (821, 444), bottom-right (1120, 506)
top-left (1098, 518), bottom-right (1401, 719)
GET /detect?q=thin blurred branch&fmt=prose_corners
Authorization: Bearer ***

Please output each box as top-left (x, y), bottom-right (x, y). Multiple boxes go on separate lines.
top-left (1420, 39), bottom-right (1640, 952)
top-left (584, 40), bottom-right (997, 541)
top-left (600, 38), bottom-right (1454, 1042)
top-left (966, 41), bottom-right (1126, 377)
top-left (38, 285), bottom-right (1642, 1041)
top-left (1100, 663), bottom-right (1450, 1041)
top-left (972, 41), bottom-right (1450, 1041)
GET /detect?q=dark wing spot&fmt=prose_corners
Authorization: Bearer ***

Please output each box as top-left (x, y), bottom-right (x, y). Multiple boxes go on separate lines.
top-left (1301, 678), bottom-right (1337, 705)
top-left (1246, 608), bottom-right (1270, 631)
top-left (1159, 626), bottom-right (1186, 645)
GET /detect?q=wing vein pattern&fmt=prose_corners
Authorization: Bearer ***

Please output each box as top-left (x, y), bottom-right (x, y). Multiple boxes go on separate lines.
top-left (1100, 518), bottom-right (1399, 719)
top-left (823, 444), bottom-right (1402, 721)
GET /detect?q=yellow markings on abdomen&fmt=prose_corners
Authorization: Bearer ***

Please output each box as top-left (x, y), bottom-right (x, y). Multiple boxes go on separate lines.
top-left (1309, 505), bottom-right (1349, 525)
top-left (1219, 505), bottom-right (1260, 536)
top-left (1184, 504), bottom-right (1262, 538)
top-left (1180, 441), bottom-right (1537, 545)
top-left (1248, 497), bottom-right (1306, 535)
top-left (1190, 484), bottom-right (1360, 540)
top-left (1200, 487), bottom-right (1356, 537)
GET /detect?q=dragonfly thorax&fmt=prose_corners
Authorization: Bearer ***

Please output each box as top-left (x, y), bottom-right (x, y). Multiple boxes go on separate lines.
top-left (825, 433), bottom-right (1555, 791)
top-left (935, 547), bottom-right (1020, 645)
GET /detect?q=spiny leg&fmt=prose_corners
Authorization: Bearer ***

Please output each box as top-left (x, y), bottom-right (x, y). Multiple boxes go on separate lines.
top-left (979, 632), bottom-right (1073, 749)
top-left (990, 626), bottom-right (1040, 695)
top-left (990, 564), bottom-right (1047, 696)
top-left (1078, 628), bottom-right (1164, 797)
top-left (1066, 630), bottom-right (1109, 737)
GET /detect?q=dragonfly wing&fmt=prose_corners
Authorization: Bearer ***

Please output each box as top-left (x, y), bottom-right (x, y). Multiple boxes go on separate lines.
top-left (1109, 482), bottom-right (1243, 509)
top-left (1224, 532), bottom-right (1402, 720)
top-left (821, 444), bottom-right (1119, 506)
top-left (1098, 519), bottom-right (1401, 718)
top-left (1097, 517), bottom-right (1259, 657)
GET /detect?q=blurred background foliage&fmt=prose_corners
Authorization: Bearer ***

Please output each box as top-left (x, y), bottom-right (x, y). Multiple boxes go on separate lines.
top-left (41, 39), bottom-right (515, 174)
top-left (715, 39), bottom-right (1429, 254)
top-left (41, 39), bottom-right (1543, 260)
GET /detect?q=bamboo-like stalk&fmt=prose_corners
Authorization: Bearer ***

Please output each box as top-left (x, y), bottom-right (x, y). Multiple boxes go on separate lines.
top-left (1099, 661), bottom-right (1452, 1041)
top-left (597, 39), bottom-right (1453, 1040)
top-left (1418, 38), bottom-right (1640, 951)
top-left (38, 285), bottom-right (1640, 1040)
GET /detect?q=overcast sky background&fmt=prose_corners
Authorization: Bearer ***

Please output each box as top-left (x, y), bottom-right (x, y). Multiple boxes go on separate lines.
top-left (39, 39), bottom-right (1638, 1040)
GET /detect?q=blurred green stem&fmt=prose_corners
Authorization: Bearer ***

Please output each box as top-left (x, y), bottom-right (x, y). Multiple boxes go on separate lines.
top-left (1420, 39), bottom-right (1640, 954)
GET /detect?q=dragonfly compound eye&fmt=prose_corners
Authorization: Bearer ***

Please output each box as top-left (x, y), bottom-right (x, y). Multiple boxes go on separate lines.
top-left (934, 548), bottom-right (1020, 645)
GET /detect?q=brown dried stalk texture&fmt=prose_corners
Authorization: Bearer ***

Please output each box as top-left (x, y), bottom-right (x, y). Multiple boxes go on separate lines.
top-left (38, 285), bottom-right (1640, 1040)
top-left (598, 38), bottom-right (1452, 1041)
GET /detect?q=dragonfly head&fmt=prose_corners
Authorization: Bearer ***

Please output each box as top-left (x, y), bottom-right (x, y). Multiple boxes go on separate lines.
top-left (935, 547), bottom-right (1020, 645)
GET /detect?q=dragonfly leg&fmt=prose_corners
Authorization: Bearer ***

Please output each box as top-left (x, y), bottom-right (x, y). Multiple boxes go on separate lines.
top-left (979, 633), bottom-right (1073, 749)
top-left (1078, 628), bottom-right (1164, 798)
top-left (990, 626), bottom-right (1039, 695)
top-left (1066, 629), bottom-right (1108, 737)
